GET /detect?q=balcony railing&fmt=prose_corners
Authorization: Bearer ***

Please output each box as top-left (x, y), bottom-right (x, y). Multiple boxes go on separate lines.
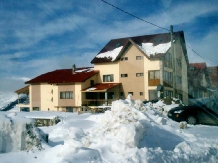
top-left (82, 99), bottom-right (117, 106)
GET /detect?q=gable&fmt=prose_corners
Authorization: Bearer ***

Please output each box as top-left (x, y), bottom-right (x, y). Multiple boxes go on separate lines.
top-left (91, 31), bottom-right (187, 64)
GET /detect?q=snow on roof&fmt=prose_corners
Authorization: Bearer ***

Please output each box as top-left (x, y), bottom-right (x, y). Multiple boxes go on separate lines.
top-left (75, 67), bottom-right (94, 73)
top-left (86, 87), bottom-right (97, 91)
top-left (96, 46), bottom-right (123, 62)
top-left (138, 42), bottom-right (171, 57)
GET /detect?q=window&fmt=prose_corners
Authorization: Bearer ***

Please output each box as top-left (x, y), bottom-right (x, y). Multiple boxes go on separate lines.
top-left (164, 53), bottom-right (172, 68)
top-left (90, 80), bottom-right (94, 86)
top-left (66, 107), bottom-right (73, 112)
top-left (176, 58), bottom-right (182, 67)
top-left (120, 92), bottom-right (124, 97)
top-left (148, 70), bottom-right (160, 86)
top-left (136, 73), bottom-right (143, 77)
top-left (116, 43), bottom-right (121, 47)
top-left (177, 94), bottom-right (182, 100)
top-left (108, 92), bottom-right (114, 99)
top-left (149, 90), bottom-right (157, 100)
top-left (136, 56), bottom-right (143, 60)
top-left (163, 71), bottom-right (173, 87)
top-left (121, 57), bottom-right (128, 61)
top-left (99, 92), bottom-right (105, 99)
top-left (121, 74), bottom-right (128, 77)
top-left (177, 76), bottom-right (182, 84)
top-left (140, 92), bottom-right (143, 96)
top-left (128, 92), bottom-right (133, 95)
top-left (60, 91), bottom-right (73, 99)
top-left (33, 107), bottom-right (40, 111)
top-left (103, 74), bottom-right (114, 82)
top-left (164, 90), bottom-right (173, 97)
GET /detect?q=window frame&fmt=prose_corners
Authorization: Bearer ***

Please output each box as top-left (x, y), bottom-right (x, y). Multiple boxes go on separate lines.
top-left (148, 70), bottom-right (160, 86)
top-left (136, 56), bottom-right (143, 60)
top-left (60, 91), bottom-right (73, 99)
top-left (136, 73), bottom-right (144, 77)
top-left (103, 74), bottom-right (114, 82)
top-left (128, 92), bottom-right (133, 96)
top-left (121, 57), bottom-right (128, 61)
top-left (121, 74), bottom-right (128, 77)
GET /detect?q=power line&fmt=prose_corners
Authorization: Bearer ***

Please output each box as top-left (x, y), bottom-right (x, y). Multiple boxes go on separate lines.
top-left (100, 0), bottom-right (170, 32)
top-left (186, 44), bottom-right (215, 66)
top-left (100, 0), bottom-right (214, 66)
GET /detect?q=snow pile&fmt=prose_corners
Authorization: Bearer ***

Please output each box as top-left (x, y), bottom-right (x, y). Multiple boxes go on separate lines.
top-left (82, 99), bottom-right (146, 159)
top-left (1, 96), bottom-right (218, 162)
top-left (138, 42), bottom-right (171, 57)
top-left (96, 46), bottom-right (123, 61)
top-left (0, 112), bottom-right (42, 153)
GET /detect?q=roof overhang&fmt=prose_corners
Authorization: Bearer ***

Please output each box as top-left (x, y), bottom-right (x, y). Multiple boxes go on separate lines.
top-left (81, 83), bottom-right (120, 92)
top-left (15, 85), bottom-right (29, 94)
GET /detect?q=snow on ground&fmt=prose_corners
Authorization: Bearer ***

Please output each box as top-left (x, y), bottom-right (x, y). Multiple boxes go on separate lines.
top-left (0, 97), bottom-right (218, 163)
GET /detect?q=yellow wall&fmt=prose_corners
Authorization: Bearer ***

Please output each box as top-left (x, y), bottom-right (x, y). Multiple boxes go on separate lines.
top-left (40, 84), bottom-right (54, 111)
top-left (144, 58), bottom-right (161, 101)
top-left (94, 62), bottom-right (119, 83)
top-left (30, 84), bottom-right (41, 110)
top-left (119, 44), bottom-right (145, 100)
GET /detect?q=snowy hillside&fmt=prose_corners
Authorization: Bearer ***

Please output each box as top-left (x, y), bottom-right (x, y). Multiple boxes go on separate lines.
top-left (0, 92), bottom-right (17, 110)
top-left (0, 97), bottom-right (218, 163)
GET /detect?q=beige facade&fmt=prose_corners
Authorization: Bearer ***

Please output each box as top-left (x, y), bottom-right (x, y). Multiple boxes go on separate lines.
top-left (16, 31), bottom-right (189, 111)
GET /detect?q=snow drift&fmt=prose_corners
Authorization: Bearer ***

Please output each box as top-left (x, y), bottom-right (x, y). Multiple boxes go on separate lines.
top-left (0, 112), bottom-right (42, 153)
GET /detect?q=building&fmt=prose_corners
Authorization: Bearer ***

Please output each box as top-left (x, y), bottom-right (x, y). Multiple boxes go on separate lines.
top-left (90, 30), bottom-right (189, 104)
top-left (188, 62), bottom-right (210, 99)
top-left (207, 66), bottom-right (218, 88)
top-left (16, 31), bottom-right (189, 111)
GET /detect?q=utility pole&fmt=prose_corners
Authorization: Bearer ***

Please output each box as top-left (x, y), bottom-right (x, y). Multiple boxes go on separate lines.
top-left (170, 25), bottom-right (176, 97)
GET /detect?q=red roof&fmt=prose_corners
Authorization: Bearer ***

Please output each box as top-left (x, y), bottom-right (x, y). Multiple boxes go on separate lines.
top-left (82, 83), bottom-right (120, 92)
top-left (26, 67), bottom-right (99, 84)
top-left (189, 62), bottom-right (206, 69)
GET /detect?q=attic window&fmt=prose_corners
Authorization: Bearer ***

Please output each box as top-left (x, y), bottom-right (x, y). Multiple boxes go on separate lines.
top-left (121, 57), bottom-right (128, 61)
top-left (116, 43), bottom-right (121, 47)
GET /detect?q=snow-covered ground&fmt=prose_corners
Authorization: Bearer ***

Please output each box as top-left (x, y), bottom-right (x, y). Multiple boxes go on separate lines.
top-left (0, 96), bottom-right (218, 163)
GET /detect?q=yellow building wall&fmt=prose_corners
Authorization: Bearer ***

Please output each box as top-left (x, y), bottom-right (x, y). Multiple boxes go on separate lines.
top-left (30, 84), bottom-right (41, 110)
top-left (57, 84), bottom-right (76, 107)
top-left (94, 62), bottom-right (119, 83)
top-left (119, 44), bottom-right (145, 100)
top-left (144, 58), bottom-right (161, 101)
top-left (40, 84), bottom-right (54, 111)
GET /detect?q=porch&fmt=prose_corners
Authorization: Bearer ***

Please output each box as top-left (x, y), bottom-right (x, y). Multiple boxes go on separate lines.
top-left (15, 85), bottom-right (30, 111)
top-left (81, 83), bottom-right (121, 107)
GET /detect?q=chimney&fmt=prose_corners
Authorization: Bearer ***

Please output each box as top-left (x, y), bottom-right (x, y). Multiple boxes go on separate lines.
top-left (72, 64), bottom-right (76, 74)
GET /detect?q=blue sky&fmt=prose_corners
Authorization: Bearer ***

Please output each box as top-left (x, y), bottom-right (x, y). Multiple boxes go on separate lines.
top-left (1, 0), bottom-right (218, 92)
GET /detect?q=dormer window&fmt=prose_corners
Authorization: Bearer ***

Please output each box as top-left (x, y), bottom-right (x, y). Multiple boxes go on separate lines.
top-left (116, 43), bottom-right (121, 47)
top-left (136, 56), bottom-right (143, 60)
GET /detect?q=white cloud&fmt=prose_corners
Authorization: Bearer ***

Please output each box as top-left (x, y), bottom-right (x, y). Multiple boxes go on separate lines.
top-left (14, 15), bottom-right (88, 49)
top-left (10, 76), bottom-right (30, 82)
